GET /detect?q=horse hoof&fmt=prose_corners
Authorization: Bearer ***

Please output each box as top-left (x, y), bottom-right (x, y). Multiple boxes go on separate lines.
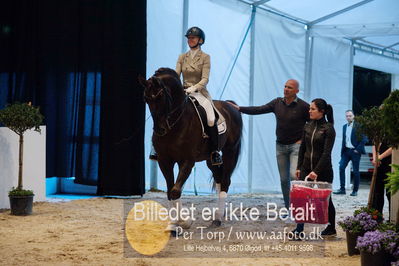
top-left (211, 220), bottom-right (222, 227)
top-left (165, 223), bottom-right (176, 232)
top-left (170, 189), bottom-right (182, 200)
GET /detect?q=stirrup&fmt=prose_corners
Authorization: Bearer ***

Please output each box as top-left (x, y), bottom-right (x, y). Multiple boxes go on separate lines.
top-left (211, 151), bottom-right (223, 166)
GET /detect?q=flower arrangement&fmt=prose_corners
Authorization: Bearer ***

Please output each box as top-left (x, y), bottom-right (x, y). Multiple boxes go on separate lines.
top-left (338, 212), bottom-right (379, 234)
top-left (356, 230), bottom-right (399, 258)
top-left (353, 206), bottom-right (383, 222)
top-left (377, 221), bottom-right (399, 233)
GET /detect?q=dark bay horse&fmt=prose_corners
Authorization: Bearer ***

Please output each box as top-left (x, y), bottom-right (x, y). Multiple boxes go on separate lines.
top-left (139, 67), bottom-right (242, 228)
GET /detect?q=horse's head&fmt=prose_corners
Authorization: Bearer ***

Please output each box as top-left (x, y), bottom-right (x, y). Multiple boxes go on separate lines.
top-left (138, 68), bottom-right (187, 136)
top-left (138, 67), bottom-right (185, 110)
top-left (138, 74), bottom-right (172, 117)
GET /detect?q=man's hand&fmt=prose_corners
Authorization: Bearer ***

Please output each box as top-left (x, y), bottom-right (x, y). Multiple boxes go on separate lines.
top-left (307, 171), bottom-right (318, 181)
top-left (184, 86), bottom-right (197, 94)
top-left (227, 101), bottom-right (240, 110)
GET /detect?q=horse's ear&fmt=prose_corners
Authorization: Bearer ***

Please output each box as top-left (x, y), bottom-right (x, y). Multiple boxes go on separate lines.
top-left (137, 75), bottom-right (147, 88)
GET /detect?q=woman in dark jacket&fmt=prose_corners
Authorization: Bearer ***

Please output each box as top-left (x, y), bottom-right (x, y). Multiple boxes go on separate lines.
top-left (292, 98), bottom-right (337, 238)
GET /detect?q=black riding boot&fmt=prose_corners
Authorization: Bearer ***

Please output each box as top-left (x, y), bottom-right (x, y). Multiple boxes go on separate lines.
top-left (209, 124), bottom-right (222, 166)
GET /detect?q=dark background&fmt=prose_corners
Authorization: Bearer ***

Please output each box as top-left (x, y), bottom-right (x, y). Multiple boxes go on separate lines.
top-left (353, 66), bottom-right (391, 115)
top-left (0, 0), bottom-right (146, 195)
top-left (352, 65), bottom-right (391, 180)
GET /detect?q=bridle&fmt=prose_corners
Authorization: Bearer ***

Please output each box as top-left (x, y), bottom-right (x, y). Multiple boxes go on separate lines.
top-left (144, 76), bottom-right (187, 136)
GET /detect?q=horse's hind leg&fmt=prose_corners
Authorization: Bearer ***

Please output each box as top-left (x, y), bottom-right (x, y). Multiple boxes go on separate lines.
top-left (214, 179), bottom-right (228, 227)
top-left (214, 145), bottom-right (240, 226)
top-left (206, 162), bottom-right (226, 227)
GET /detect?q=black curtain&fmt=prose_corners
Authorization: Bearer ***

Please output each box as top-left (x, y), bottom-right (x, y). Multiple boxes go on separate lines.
top-left (0, 0), bottom-right (146, 195)
top-left (97, 1), bottom-right (146, 196)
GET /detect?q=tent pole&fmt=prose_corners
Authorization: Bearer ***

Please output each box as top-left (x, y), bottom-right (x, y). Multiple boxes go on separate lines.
top-left (346, 41), bottom-right (355, 190)
top-left (309, 0), bottom-right (374, 26)
top-left (181, 0), bottom-right (189, 53)
top-left (219, 6), bottom-right (256, 99)
top-left (304, 28), bottom-right (314, 102)
top-left (348, 41), bottom-right (354, 109)
top-left (248, 5), bottom-right (256, 193)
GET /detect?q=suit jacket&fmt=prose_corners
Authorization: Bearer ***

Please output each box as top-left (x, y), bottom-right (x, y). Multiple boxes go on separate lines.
top-left (176, 49), bottom-right (211, 100)
top-left (341, 121), bottom-right (367, 155)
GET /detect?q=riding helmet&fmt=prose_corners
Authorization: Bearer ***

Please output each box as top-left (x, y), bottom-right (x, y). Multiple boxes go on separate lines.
top-left (185, 26), bottom-right (205, 44)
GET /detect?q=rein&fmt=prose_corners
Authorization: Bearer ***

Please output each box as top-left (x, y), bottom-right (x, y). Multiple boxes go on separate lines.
top-left (154, 96), bottom-right (188, 136)
top-left (146, 76), bottom-right (188, 137)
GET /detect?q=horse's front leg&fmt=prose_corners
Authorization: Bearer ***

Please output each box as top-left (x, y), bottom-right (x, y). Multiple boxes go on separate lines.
top-left (157, 159), bottom-right (175, 200)
top-left (157, 159), bottom-right (180, 232)
top-left (166, 160), bottom-right (195, 230)
top-left (170, 160), bottom-right (195, 200)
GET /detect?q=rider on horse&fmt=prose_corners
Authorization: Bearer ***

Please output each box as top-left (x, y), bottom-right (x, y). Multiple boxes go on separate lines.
top-left (176, 26), bottom-right (222, 166)
top-left (149, 26), bottom-right (222, 166)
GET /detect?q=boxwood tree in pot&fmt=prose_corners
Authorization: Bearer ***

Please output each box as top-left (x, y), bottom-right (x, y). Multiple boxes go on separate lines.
top-left (381, 89), bottom-right (399, 225)
top-left (0, 102), bottom-right (44, 215)
top-left (355, 106), bottom-right (388, 209)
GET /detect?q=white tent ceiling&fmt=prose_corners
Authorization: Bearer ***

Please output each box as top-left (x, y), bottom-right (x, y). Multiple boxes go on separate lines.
top-left (239, 0), bottom-right (399, 59)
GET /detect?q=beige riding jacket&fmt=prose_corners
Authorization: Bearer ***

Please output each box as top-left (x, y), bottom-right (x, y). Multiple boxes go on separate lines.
top-left (175, 49), bottom-right (212, 100)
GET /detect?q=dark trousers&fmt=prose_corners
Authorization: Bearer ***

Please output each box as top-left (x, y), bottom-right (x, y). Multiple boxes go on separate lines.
top-left (339, 148), bottom-right (361, 191)
top-left (372, 160), bottom-right (391, 218)
top-left (296, 196), bottom-right (336, 231)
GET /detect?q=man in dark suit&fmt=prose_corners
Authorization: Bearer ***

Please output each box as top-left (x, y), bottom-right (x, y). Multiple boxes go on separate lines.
top-left (334, 110), bottom-right (367, 196)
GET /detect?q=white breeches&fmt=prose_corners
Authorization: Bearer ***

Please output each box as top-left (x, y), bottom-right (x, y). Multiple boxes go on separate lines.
top-left (190, 92), bottom-right (215, 127)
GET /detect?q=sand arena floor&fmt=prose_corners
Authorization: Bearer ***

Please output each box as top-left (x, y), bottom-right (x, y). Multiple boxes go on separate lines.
top-left (0, 185), bottom-right (388, 265)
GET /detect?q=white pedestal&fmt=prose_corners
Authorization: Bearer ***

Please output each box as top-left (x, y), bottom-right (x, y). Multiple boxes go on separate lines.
top-left (0, 126), bottom-right (46, 209)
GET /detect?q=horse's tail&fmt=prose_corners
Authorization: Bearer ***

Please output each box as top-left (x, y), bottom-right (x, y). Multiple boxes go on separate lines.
top-left (229, 111), bottom-right (243, 174)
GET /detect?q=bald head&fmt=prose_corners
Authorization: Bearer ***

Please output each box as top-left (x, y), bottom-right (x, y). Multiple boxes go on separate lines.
top-left (284, 79), bottom-right (299, 101)
top-left (287, 79), bottom-right (299, 90)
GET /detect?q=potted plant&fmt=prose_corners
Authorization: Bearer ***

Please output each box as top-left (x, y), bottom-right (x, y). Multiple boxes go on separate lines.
top-left (381, 89), bottom-right (399, 225)
top-left (0, 102), bottom-right (44, 215)
top-left (338, 207), bottom-right (380, 255)
top-left (386, 164), bottom-right (399, 224)
top-left (356, 107), bottom-right (388, 208)
top-left (356, 230), bottom-right (398, 266)
top-left (381, 90), bottom-right (399, 148)
top-left (354, 206), bottom-right (383, 222)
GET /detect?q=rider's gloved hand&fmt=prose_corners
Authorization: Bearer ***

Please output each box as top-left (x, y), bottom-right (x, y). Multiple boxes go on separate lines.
top-left (184, 86), bottom-right (197, 94)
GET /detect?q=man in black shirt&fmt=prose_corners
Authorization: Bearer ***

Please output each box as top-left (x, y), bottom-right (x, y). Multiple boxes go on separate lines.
top-left (229, 79), bottom-right (309, 209)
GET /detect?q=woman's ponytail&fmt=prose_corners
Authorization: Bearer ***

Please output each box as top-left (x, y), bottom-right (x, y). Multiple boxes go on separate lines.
top-left (326, 104), bottom-right (334, 124)
top-left (312, 98), bottom-right (334, 124)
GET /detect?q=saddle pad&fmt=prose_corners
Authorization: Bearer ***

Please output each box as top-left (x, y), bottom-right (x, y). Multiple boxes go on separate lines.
top-left (188, 96), bottom-right (227, 136)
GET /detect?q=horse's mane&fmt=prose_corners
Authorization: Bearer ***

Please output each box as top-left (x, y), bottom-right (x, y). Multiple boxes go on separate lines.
top-left (154, 67), bottom-right (183, 92)
top-left (154, 67), bottom-right (180, 80)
